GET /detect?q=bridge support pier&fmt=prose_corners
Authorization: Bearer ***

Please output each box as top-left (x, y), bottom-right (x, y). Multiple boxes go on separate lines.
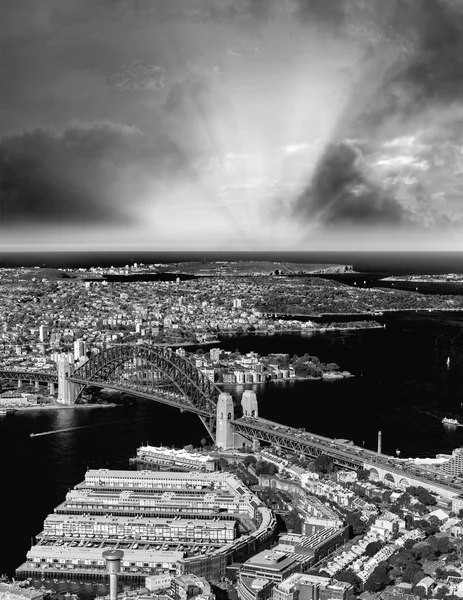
top-left (241, 390), bottom-right (258, 418)
top-left (216, 393), bottom-right (235, 450)
top-left (234, 391), bottom-right (260, 450)
top-left (57, 355), bottom-right (76, 405)
top-left (17, 379), bottom-right (22, 389)
top-left (34, 380), bottom-right (40, 392)
top-left (49, 382), bottom-right (55, 396)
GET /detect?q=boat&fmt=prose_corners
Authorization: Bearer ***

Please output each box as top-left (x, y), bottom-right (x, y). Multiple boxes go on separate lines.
top-left (447, 356), bottom-right (450, 368)
top-left (442, 417), bottom-right (459, 426)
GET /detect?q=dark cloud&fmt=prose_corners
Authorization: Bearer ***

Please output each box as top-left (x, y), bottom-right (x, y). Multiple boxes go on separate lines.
top-left (293, 142), bottom-right (413, 227)
top-left (291, 0), bottom-right (346, 28)
top-left (0, 122), bottom-right (193, 228)
top-left (344, 0), bottom-right (463, 134)
top-left (290, 0), bottom-right (463, 232)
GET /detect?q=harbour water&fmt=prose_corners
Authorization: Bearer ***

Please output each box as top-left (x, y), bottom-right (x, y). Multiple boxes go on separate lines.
top-left (2, 312), bottom-right (463, 591)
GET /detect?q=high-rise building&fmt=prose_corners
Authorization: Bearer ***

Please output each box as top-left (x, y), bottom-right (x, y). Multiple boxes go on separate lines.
top-left (437, 448), bottom-right (463, 476)
top-left (233, 299), bottom-right (242, 309)
top-left (73, 339), bottom-right (87, 362)
top-left (39, 325), bottom-right (49, 342)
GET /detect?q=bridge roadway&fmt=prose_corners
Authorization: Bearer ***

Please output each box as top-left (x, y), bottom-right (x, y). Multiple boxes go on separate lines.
top-left (0, 370), bottom-right (58, 383)
top-left (232, 416), bottom-right (463, 498)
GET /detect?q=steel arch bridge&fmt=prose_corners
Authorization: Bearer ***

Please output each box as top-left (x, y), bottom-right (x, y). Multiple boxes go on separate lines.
top-left (69, 344), bottom-right (222, 438)
top-left (0, 370), bottom-right (58, 384)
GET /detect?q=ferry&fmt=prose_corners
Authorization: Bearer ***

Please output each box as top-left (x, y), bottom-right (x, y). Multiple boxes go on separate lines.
top-left (442, 417), bottom-right (459, 426)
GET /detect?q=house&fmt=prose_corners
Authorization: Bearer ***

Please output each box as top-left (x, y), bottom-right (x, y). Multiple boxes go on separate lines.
top-left (380, 590), bottom-right (418, 600)
top-left (428, 509), bottom-right (450, 522)
top-left (415, 576), bottom-right (435, 595)
top-left (450, 521), bottom-right (463, 538)
top-left (396, 583), bottom-right (414, 593)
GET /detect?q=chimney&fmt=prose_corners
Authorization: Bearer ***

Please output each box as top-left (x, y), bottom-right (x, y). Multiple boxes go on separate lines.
top-left (377, 431), bottom-right (382, 454)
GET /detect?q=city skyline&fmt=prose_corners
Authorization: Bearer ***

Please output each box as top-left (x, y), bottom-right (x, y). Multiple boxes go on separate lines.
top-left (2, 0), bottom-right (463, 251)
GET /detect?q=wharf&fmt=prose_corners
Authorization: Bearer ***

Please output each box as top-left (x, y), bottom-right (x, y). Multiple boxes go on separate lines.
top-left (15, 566), bottom-right (144, 584)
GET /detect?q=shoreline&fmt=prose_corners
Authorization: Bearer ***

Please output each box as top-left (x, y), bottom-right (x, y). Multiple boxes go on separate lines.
top-left (1, 403), bottom-right (118, 412)
top-left (220, 325), bottom-right (384, 336)
top-left (216, 373), bottom-right (354, 386)
top-left (260, 308), bottom-right (463, 319)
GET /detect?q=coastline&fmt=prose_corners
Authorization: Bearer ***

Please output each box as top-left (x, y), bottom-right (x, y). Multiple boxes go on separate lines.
top-left (216, 372), bottom-right (354, 386)
top-left (1, 403), bottom-right (118, 412)
top-left (220, 325), bottom-right (384, 336)
top-left (260, 308), bottom-right (463, 319)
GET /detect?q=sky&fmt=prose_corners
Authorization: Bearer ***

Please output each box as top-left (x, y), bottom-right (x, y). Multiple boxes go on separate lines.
top-left (1, 0), bottom-right (463, 251)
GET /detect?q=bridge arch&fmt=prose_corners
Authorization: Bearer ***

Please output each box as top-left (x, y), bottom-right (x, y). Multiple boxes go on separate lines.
top-left (368, 468), bottom-right (380, 481)
top-left (70, 344), bottom-right (222, 416)
top-left (399, 477), bottom-right (409, 489)
top-left (384, 472), bottom-right (396, 485)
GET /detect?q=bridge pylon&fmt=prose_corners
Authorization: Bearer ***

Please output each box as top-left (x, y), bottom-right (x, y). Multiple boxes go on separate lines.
top-left (241, 390), bottom-right (258, 418)
top-left (57, 355), bottom-right (77, 405)
top-left (235, 390), bottom-right (259, 450)
top-left (216, 393), bottom-right (235, 450)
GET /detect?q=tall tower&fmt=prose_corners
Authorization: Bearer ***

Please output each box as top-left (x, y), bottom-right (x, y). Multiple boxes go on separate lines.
top-left (377, 431), bottom-right (382, 454)
top-left (241, 390), bottom-right (258, 418)
top-left (57, 354), bottom-right (76, 405)
top-left (103, 550), bottom-right (124, 600)
top-left (73, 339), bottom-right (87, 362)
top-left (216, 392), bottom-right (234, 450)
top-left (39, 325), bottom-right (49, 342)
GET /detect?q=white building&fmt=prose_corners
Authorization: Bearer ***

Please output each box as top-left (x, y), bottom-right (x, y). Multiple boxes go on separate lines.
top-left (39, 325), bottom-right (49, 342)
top-left (73, 339), bottom-right (87, 362)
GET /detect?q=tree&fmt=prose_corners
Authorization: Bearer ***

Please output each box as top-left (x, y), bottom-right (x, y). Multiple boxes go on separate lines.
top-left (313, 454), bottom-right (334, 474)
top-left (414, 586), bottom-right (427, 598)
top-left (334, 570), bottom-right (362, 593)
top-left (418, 519), bottom-right (439, 536)
top-left (218, 458), bottom-right (228, 470)
top-left (389, 549), bottom-right (416, 569)
top-left (243, 455), bottom-right (257, 468)
top-left (412, 571), bottom-right (426, 586)
top-left (414, 544), bottom-right (437, 561)
top-left (284, 509), bottom-right (303, 534)
top-left (365, 541), bottom-right (382, 557)
top-left (345, 511), bottom-right (369, 536)
top-left (407, 486), bottom-right (438, 506)
top-left (397, 492), bottom-right (412, 506)
top-left (364, 563), bottom-right (391, 592)
top-left (255, 461), bottom-right (278, 476)
top-left (356, 468), bottom-right (370, 481)
top-left (404, 539), bottom-right (416, 551)
top-left (405, 514), bottom-right (414, 530)
top-left (402, 563), bottom-right (424, 584)
top-left (435, 585), bottom-right (449, 599)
